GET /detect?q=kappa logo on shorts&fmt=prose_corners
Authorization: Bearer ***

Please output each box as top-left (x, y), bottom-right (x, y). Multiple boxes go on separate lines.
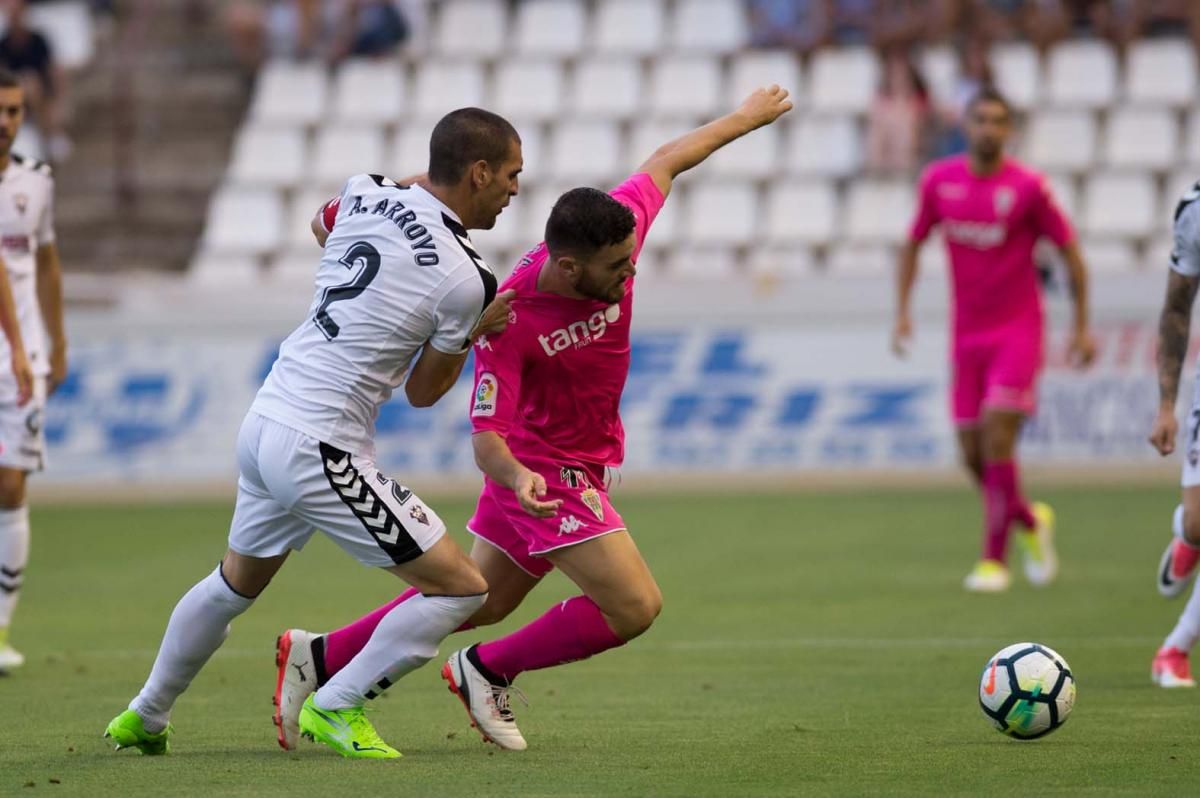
top-left (558, 515), bottom-right (586, 536)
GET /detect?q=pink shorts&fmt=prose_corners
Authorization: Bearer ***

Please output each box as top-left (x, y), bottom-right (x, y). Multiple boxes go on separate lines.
top-left (466, 456), bottom-right (627, 578)
top-left (951, 329), bottom-right (1043, 426)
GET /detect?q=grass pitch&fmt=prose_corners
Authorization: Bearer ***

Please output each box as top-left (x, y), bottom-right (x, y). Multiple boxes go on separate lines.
top-left (1, 484), bottom-right (1198, 796)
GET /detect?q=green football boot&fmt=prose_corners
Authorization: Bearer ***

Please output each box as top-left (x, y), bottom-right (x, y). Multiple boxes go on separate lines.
top-left (298, 695), bottom-right (401, 759)
top-left (104, 710), bottom-right (172, 755)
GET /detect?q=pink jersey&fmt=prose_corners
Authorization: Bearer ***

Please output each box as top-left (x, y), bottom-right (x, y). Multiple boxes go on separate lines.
top-left (908, 155), bottom-right (1075, 339)
top-left (469, 173), bottom-right (666, 469)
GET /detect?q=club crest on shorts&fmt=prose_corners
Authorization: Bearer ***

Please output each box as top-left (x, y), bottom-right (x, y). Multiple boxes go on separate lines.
top-left (580, 488), bottom-right (605, 521)
top-left (409, 504), bottom-right (429, 526)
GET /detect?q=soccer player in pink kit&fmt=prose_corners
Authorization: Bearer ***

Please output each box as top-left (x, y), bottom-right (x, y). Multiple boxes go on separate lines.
top-left (271, 87), bottom-right (793, 751)
top-left (893, 88), bottom-right (1096, 593)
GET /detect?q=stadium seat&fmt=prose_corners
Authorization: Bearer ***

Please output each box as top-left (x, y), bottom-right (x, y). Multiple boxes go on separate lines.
top-left (1103, 108), bottom-right (1177, 171)
top-left (511, 122), bottom-right (546, 186)
top-left (569, 58), bottom-right (643, 120)
top-left (681, 182), bottom-right (759, 246)
top-left (474, 198), bottom-right (524, 253)
top-left (649, 57), bottom-right (722, 119)
top-left (514, 0), bottom-right (586, 56)
top-left (666, 247), bottom-right (740, 279)
top-left (25, 0), bottom-right (94, 69)
top-left (249, 62), bottom-right (329, 126)
top-left (706, 122), bottom-right (780, 179)
top-left (549, 121), bottom-right (623, 183)
top-left (1125, 38), bottom-right (1196, 107)
top-left (642, 189), bottom-right (680, 249)
top-left (1045, 173), bottom-right (1078, 221)
top-left (627, 120), bottom-right (694, 174)
top-left (332, 60), bottom-right (407, 124)
top-left (518, 184), bottom-right (570, 244)
top-left (495, 61), bottom-right (564, 122)
top-left (1147, 239), bottom-right (1173, 271)
top-left (312, 126), bottom-right (387, 191)
top-left (287, 189), bottom-right (333, 249)
top-left (844, 180), bottom-right (913, 244)
top-left (990, 43), bottom-right (1041, 110)
top-left (671, 0), bottom-right (748, 54)
top-left (434, 0), bottom-right (507, 58)
top-left (390, 125), bottom-right (429, 178)
top-left (228, 125), bottom-right (307, 189)
top-left (747, 247), bottom-right (817, 279)
top-left (786, 116), bottom-right (862, 179)
top-left (413, 62), bottom-right (485, 120)
top-left (920, 45), bottom-right (959, 105)
top-left (201, 187), bottom-right (284, 257)
top-left (270, 248), bottom-right (328, 285)
top-left (1184, 111), bottom-right (1200, 164)
top-left (188, 253), bottom-right (262, 288)
top-left (726, 50), bottom-right (803, 107)
top-left (763, 181), bottom-right (838, 247)
top-left (594, 0), bottom-right (665, 56)
top-left (1082, 173), bottom-right (1157, 239)
top-left (808, 47), bottom-right (878, 114)
top-left (826, 244), bottom-right (893, 277)
top-left (1026, 111), bottom-right (1097, 173)
top-left (1047, 40), bottom-right (1117, 109)
top-left (1081, 239), bottom-right (1139, 274)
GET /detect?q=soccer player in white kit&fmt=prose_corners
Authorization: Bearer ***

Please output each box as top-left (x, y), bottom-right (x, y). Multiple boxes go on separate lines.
top-left (0, 68), bottom-right (66, 674)
top-left (104, 108), bottom-right (521, 758)
top-left (1148, 179), bottom-right (1200, 687)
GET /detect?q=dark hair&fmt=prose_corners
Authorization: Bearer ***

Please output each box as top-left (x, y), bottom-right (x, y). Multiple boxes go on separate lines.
top-left (0, 68), bottom-right (21, 90)
top-left (967, 86), bottom-right (1012, 117)
top-left (544, 188), bottom-right (637, 258)
top-left (427, 107), bottom-right (520, 184)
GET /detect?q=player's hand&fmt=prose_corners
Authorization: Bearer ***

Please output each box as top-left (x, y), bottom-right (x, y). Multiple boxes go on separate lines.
top-left (47, 344), bottom-right (66, 395)
top-left (1067, 328), bottom-right (1097, 370)
top-left (470, 289), bottom-right (516, 341)
top-left (514, 468), bottom-right (562, 519)
top-left (735, 85), bottom-right (793, 131)
top-left (891, 314), bottom-right (914, 358)
top-left (1149, 407), bottom-right (1179, 457)
top-left (10, 349), bottom-right (31, 407)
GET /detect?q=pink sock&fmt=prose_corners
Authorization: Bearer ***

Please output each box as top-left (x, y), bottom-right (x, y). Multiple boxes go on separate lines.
top-left (475, 595), bottom-right (624, 683)
top-left (321, 587), bottom-right (476, 679)
top-left (982, 461), bottom-right (1019, 562)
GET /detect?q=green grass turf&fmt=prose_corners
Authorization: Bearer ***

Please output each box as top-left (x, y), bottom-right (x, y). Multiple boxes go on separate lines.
top-left (1, 485), bottom-right (1198, 796)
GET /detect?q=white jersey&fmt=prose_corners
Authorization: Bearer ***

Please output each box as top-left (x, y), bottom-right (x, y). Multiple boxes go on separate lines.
top-left (0, 153), bottom-right (54, 388)
top-left (252, 174), bottom-right (497, 457)
top-left (1172, 180), bottom-right (1200, 279)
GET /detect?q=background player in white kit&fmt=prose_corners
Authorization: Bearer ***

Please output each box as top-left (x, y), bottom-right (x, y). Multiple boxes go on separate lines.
top-left (0, 68), bottom-right (66, 674)
top-left (104, 108), bottom-right (521, 758)
top-left (1148, 179), bottom-right (1200, 687)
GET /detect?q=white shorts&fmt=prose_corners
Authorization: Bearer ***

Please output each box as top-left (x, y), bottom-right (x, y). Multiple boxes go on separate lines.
top-left (0, 378), bottom-right (46, 472)
top-left (227, 412), bottom-right (446, 568)
top-left (1184, 375), bottom-right (1200, 488)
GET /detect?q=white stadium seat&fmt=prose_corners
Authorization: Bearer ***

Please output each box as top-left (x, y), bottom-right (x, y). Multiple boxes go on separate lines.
top-left (844, 180), bottom-right (913, 244)
top-left (413, 62), bottom-right (485, 120)
top-left (786, 116), bottom-right (862, 178)
top-left (747, 247), bottom-right (817, 279)
top-left (25, 0), bottom-right (94, 69)
top-left (269, 250), bottom-right (321, 286)
top-left (229, 126), bottom-right (307, 189)
top-left (706, 121), bottom-right (779, 179)
top-left (1147, 239), bottom-right (1173, 272)
top-left (671, 0), bottom-right (748, 54)
top-left (649, 57), bottom-right (722, 119)
top-left (569, 58), bottom-right (643, 120)
top-left (726, 50), bottom-right (802, 106)
top-left (764, 181), bottom-right (838, 247)
top-left (921, 45), bottom-right (959, 105)
top-left (511, 123), bottom-right (547, 186)
top-left (1183, 110), bottom-right (1200, 164)
top-left (287, 188), bottom-right (333, 249)
top-left (1125, 38), bottom-right (1196, 106)
top-left (332, 60), bottom-right (407, 124)
top-left (1047, 40), bottom-right (1117, 108)
top-left (1026, 111), bottom-right (1097, 173)
top-left (312, 126), bottom-right (387, 190)
top-left (188, 253), bottom-right (261, 288)
top-left (826, 244), bottom-right (892, 277)
top-left (594, 0), bottom-right (665, 56)
top-left (1044, 174), bottom-right (1078, 221)
top-left (390, 125), bottom-right (428, 178)
top-left (517, 184), bottom-right (569, 244)
top-left (1082, 173), bottom-right (1157, 239)
top-left (1081, 239), bottom-right (1139, 274)
top-left (627, 120), bottom-right (694, 173)
top-left (495, 61), bottom-right (564, 122)
top-left (250, 61), bottom-right (328, 126)
top-left (641, 187), bottom-right (680, 249)
top-left (435, 0), bottom-right (507, 59)
top-left (1104, 108), bottom-right (1177, 171)
top-left (666, 247), bottom-right (740, 279)
top-left (990, 43), bottom-right (1041, 110)
top-left (808, 47), bottom-right (877, 114)
top-left (514, 0), bottom-right (586, 57)
top-left (549, 121), bottom-right (623, 183)
top-left (472, 198), bottom-right (524, 254)
top-left (681, 182), bottom-right (759, 246)
top-left (202, 187), bottom-right (284, 256)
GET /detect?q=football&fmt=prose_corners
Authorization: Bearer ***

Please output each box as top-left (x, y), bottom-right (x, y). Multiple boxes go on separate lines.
top-left (978, 642), bottom-right (1076, 740)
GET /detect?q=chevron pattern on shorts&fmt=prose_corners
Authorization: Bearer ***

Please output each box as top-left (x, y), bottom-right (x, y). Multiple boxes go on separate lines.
top-left (319, 442), bottom-right (420, 564)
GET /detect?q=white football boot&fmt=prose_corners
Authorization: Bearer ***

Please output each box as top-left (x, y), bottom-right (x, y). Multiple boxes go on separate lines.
top-left (963, 560), bottom-right (1012, 593)
top-left (442, 647), bottom-right (528, 751)
top-left (0, 642), bottom-right (25, 672)
top-left (273, 629), bottom-right (320, 750)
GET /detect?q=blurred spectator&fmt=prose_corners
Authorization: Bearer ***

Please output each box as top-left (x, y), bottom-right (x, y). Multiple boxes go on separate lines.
top-left (1125, 0), bottom-right (1200, 49)
top-left (829, 0), bottom-right (874, 45)
top-left (931, 40), bottom-right (994, 157)
top-left (748, 0), bottom-right (829, 55)
top-left (865, 50), bottom-right (930, 174)
top-left (871, 0), bottom-right (949, 51)
top-left (0, 0), bottom-right (68, 162)
top-left (226, 0), bottom-right (409, 71)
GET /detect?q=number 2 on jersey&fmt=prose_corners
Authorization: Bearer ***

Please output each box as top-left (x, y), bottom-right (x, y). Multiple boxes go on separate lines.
top-left (314, 241), bottom-right (381, 340)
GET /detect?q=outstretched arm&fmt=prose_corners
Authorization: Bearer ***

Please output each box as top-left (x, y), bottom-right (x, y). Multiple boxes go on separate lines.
top-left (637, 85), bottom-right (793, 198)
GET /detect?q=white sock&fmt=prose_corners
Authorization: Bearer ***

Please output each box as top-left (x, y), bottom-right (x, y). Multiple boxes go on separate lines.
top-left (0, 505), bottom-right (30, 631)
top-left (1166, 576), bottom-right (1200, 652)
top-left (314, 592), bottom-right (486, 710)
top-left (1174, 504), bottom-right (1187, 541)
top-left (130, 565), bottom-right (255, 732)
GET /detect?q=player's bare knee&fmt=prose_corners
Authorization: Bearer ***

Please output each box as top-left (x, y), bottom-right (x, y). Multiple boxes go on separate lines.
top-left (0, 471), bottom-right (27, 509)
top-left (611, 587), bottom-right (663, 640)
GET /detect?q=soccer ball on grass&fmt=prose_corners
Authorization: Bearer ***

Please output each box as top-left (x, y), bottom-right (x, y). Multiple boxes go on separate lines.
top-left (978, 642), bottom-right (1075, 740)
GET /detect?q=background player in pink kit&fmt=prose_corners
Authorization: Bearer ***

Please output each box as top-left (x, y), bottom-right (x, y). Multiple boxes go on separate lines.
top-left (892, 88), bottom-right (1096, 593)
top-left (273, 87), bottom-right (793, 751)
